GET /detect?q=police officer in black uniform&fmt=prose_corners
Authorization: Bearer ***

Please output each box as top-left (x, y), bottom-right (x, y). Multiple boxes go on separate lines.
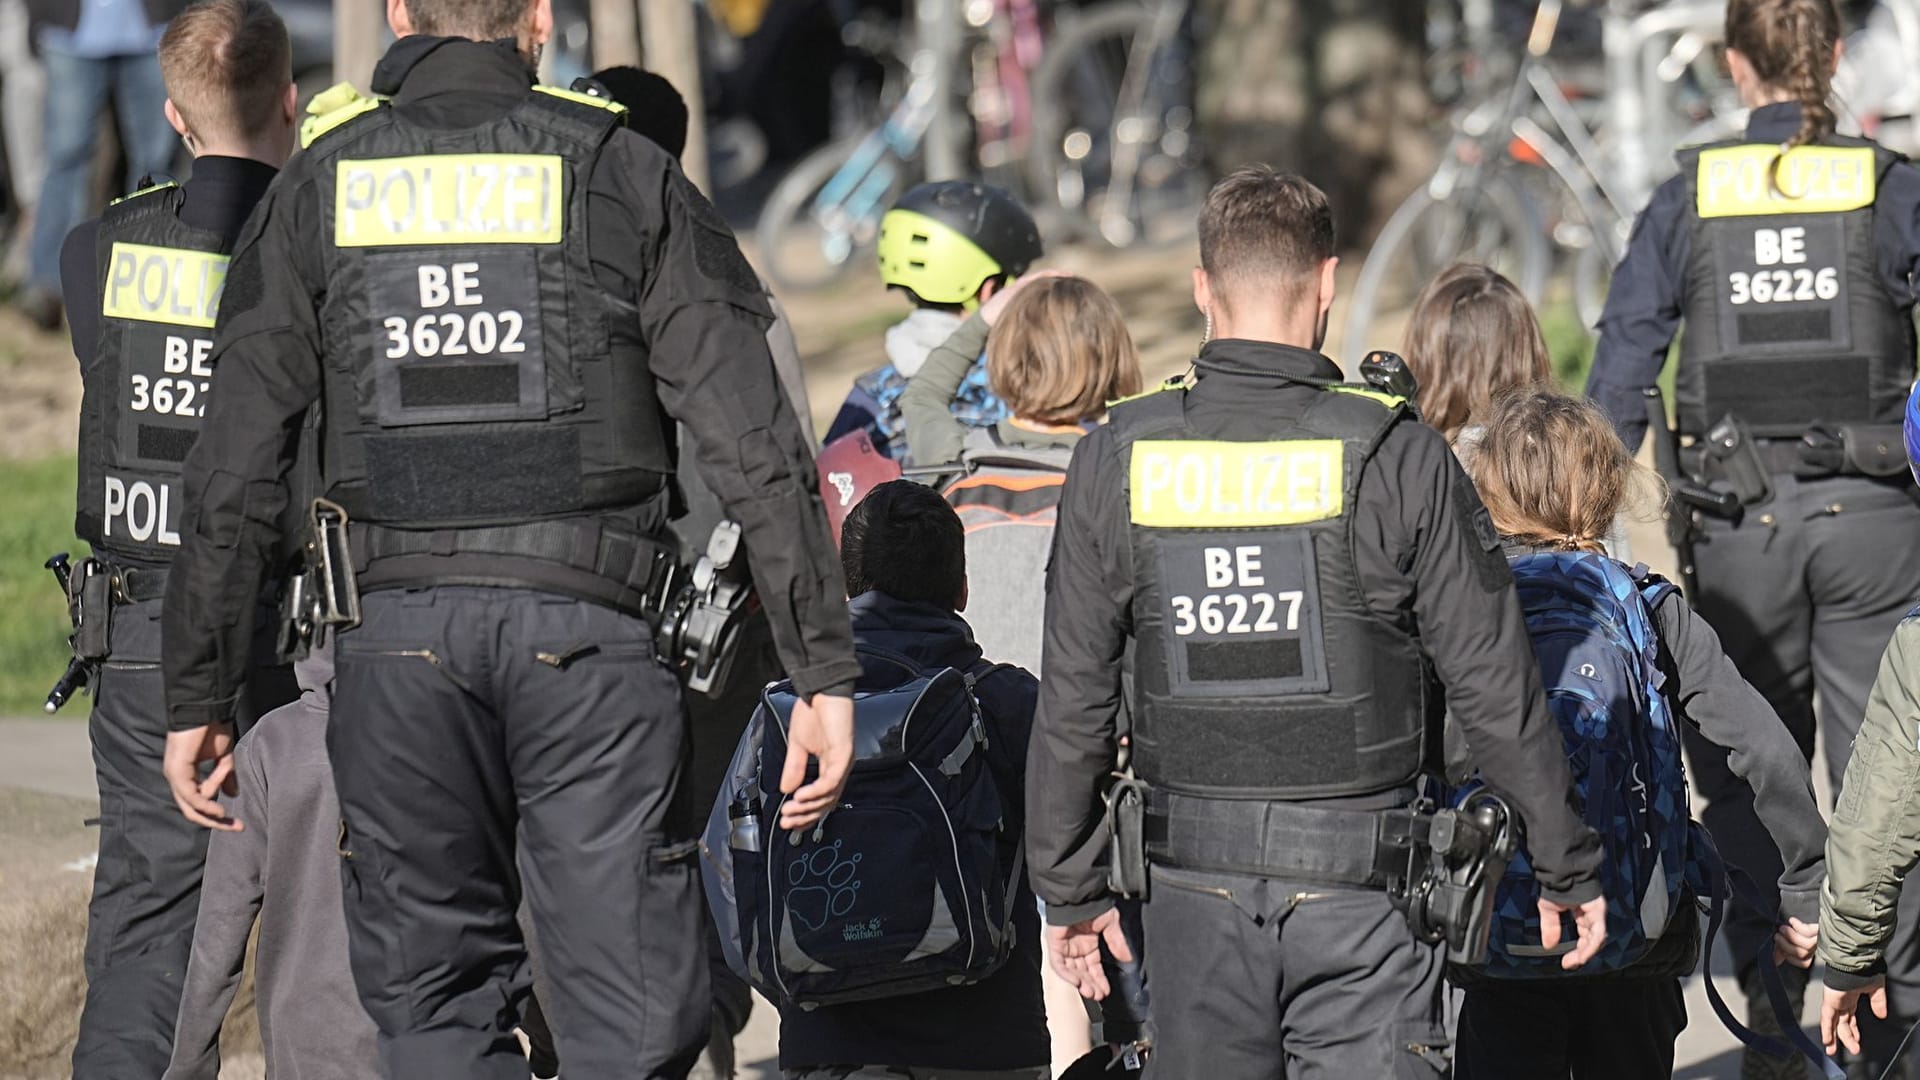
top-left (1029, 167), bottom-right (1607, 1077)
top-left (57, 3), bottom-right (298, 1075)
top-left (158, 1), bottom-right (861, 1076)
top-left (1587, 2), bottom-right (1920, 1071)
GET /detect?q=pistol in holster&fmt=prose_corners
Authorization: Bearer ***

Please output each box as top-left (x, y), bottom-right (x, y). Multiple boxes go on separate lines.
top-left (43, 552), bottom-right (111, 713)
top-left (658, 520), bottom-right (761, 698)
top-left (1398, 787), bottom-right (1518, 967)
top-left (1643, 389), bottom-right (1743, 600)
top-left (277, 498), bottom-right (362, 660)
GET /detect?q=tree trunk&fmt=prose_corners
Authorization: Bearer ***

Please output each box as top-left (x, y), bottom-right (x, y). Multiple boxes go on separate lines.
top-left (1194, 0), bottom-right (1432, 246)
top-left (640, 0), bottom-right (710, 192)
top-left (334, 0), bottom-right (385, 95)
top-left (592, 0), bottom-right (644, 69)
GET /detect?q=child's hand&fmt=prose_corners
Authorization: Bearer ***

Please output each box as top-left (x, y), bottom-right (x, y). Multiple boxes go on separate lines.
top-left (1823, 978), bottom-right (1889, 1057)
top-left (980, 269), bottom-right (1074, 327)
top-left (1774, 917), bottom-right (1819, 968)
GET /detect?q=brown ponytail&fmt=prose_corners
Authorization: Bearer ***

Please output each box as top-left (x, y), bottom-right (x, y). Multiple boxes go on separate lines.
top-left (1726, 0), bottom-right (1843, 193)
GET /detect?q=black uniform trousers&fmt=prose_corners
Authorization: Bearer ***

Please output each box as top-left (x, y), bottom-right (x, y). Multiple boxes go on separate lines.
top-left (73, 595), bottom-right (296, 1079)
top-left (1686, 471), bottom-right (1920, 1067)
top-left (1138, 867), bottom-right (1448, 1079)
top-left (329, 586), bottom-right (708, 1080)
top-left (1453, 976), bottom-right (1689, 1079)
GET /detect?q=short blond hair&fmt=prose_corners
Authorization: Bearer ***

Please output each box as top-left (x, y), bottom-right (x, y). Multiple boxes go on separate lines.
top-left (986, 276), bottom-right (1143, 425)
top-left (158, 0), bottom-right (291, 142)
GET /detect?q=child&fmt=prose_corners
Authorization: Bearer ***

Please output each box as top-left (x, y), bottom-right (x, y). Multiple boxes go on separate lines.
top-left (1451, 388), bottom-right (1826, 1079)
top-left (777, 480), bottom-right (1049, 1079)
top-left (1820, 381), bottom-right (1920, 1062)
top-left (1400, 263), bottom-right (1552, 451)
top-left (823, 181), bottom-right (1045, 461)
top-left (898, 271), bottom-right (1141, 672)
top-left (162, 648), bottom-right (560, 1080)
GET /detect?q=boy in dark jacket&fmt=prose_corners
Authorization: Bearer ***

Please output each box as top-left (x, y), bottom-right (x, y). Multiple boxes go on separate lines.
top-left (779, 480), bottom-right (1049, 1079)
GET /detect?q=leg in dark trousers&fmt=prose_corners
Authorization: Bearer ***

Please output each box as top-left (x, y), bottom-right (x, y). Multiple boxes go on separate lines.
top-left (1140, 869), bottom-right (1446, 1079)
top-left (330, 588), bottom-right (707, 1080)
top-left (72, 599), bottom-right (206, 1079)
top-left (1455, 976), bottom-right (1687, 1080)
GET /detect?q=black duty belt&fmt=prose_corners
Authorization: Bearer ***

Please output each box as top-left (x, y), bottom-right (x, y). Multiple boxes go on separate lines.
top-left (1681, 437), bottom-right (1806, 478)
top-left (353, 519), bottom-right (679, 619)
top-left (108, 564), bottom-right (169, 603)
top-left (1144, 789), bottom-right (1423, 889)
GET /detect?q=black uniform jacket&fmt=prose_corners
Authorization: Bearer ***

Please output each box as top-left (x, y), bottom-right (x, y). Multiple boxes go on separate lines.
top-left (1588, 101), bottom-right (1920, 451)
top-left (1028, 340), bottom-right (1605, 924)
top-left (161, 36), bottom-right (860, 732)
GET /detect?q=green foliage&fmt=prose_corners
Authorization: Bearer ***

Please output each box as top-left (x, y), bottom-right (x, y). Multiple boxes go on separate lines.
top-left (1540, 302), bottom-right (1677, 405)
top-left (0, 457), bottom-right (83, 716)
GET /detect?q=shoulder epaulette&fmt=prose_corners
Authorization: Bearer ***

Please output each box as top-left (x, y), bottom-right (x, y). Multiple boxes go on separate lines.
top-left (300, 82), bottom-right (385, 148)
top-left (1108, 374), bottom-right (1189, 410)
top-left (108, 180), bottom-right (178, 207)
top-left (1323, 383), bottom-right (1407, 410)
top-left (533, 83), bottom-right (630, 118)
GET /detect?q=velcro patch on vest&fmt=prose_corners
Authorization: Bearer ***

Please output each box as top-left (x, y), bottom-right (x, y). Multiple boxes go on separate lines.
top-left (1154, 530), bottom-right (1330, 698)
top-left (366, 249), bottom-right (546, 426)
top-left (1695, 145), bottom-right (1877, 218)
top-left (1711, 215), bottom-right (1850, 355)
top-left (1129, 440), bottom-right (1343, 528)
top-left (115, 322), bottom-right (211, 468)
top-left (365, 428), bottom-right (584, 521)
top-left (334, 154), bottom-right (563, 247)
top-left (101, 242), bottom-right (228, 327)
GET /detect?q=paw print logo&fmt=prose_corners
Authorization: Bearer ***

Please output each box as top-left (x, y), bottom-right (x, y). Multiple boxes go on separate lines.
top-left (786, 839), bottom-right (862, 932)
top-left (829, 472), bottom-right (856, 507)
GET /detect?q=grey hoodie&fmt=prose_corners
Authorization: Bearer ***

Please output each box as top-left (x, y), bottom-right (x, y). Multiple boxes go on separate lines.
top-left (163, 647), bottom-right (380, 1080)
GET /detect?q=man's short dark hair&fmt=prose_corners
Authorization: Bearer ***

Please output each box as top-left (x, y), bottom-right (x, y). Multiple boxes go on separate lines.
top-left (1197, 166), bottom-right (1336, 305)
top-left (403, 0), bottom-right (528, 40)
top-left (840, 481), bottom-right (966, 608)
top-left (591, 66), bottom-right (690, 161)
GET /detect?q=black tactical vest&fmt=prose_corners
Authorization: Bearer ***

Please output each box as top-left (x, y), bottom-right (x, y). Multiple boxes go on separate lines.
top-left (75, 184), bottom-right (230, 564)
top-left (1109, 383), bottom-right (1431, 799)
top-left (1677, 137), bottom-right (1912, 438)
top-left (303, 88), bottom-right (671, 530)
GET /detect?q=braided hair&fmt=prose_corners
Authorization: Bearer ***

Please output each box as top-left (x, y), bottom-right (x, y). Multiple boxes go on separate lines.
top-left (1726, 0), bottom-right (1843, 193)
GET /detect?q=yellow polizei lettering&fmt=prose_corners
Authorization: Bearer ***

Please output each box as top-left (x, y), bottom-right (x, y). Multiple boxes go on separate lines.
top-left (101, 243), bottom-right (229, 328)
top-left (1696, 144), bottom-right (1877, 217)
top-left (335, 154), bottom-right (564, 246)
top-left (1129, 440), bottom-right (1343, 527)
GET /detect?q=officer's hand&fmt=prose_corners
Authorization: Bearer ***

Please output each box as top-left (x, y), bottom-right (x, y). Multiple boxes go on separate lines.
top-left (1774, 917), bottom-right (1819, 968)
top-left (1536, 894), bottom-right (1607, 970)
top-left (163, 723), bottom-right (242, 831)
top-left (1823, 978), bottom-right (1888, 1057)
top-left (979, 269), bottom-right (1073, 327)
top-left (778, 693), bottom-right (854, 831)
top-left (1045, 908), bottom-right (1132, 1001)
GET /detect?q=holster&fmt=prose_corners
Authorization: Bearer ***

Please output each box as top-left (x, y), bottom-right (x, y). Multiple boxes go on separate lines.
top-left (1701, 414), bottom-right (1774, 506)
top-left (1107, 775), bottom-right (1151, 900)
top-left (278, 499), bottom-right (362, 660)
top-left (68, 560), bottom-right (114, 662)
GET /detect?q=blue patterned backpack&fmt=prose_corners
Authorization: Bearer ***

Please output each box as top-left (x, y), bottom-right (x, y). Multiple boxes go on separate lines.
top-left (1476, 552), bottom-right (1696, 976)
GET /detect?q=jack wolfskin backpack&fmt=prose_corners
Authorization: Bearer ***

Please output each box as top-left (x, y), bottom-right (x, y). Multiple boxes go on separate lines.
top-left (1476, 552), bottom-right (1696, 977)
top-left (700, 645), bottom-right (1020, 1009)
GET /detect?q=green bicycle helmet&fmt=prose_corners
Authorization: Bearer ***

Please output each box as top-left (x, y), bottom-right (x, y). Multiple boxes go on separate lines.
top-left (877, 181), bottom-right (1044, 307)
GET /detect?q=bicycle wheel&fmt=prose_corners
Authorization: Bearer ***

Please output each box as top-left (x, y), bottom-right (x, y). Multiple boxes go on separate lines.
top-left (755, 138), bottom-right (913, 294)
top-left (1028, 0), bottom-right (1205, 249)
top-left (1339, 169), bottom-right (1551, 359)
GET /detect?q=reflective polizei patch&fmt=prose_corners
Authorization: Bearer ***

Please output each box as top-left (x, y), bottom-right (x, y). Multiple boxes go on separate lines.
top-left (101, 243), bottom-right (229, 328)
top-left (1129, 439), bottom-right (1343, 528)
top-left (334, 154), bottom-right (564, 246)
top-left (1695, 144), bottom-right (1877, 218)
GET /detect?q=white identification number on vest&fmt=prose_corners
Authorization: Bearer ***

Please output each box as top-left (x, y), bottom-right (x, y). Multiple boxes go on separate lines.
top-left (101, 243), bottom-right (228, 328)
top-left (335, 154), bottom-right (563, 246)
top-left (379, 262), bottom-right (528, 360)
top-left (102, 475), bottom-right (180, 545)
top-left (1155, 531), bottom-right (1329, 695)
top-left (1168, 546), bottom-right (1304, 636)
top-left (1129, 440), bottom-right (1344, 528)
top-left (1727, 226), bottom-right (1839, 305)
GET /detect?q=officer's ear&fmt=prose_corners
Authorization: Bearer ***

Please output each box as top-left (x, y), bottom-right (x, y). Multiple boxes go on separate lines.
top-left (163, 99), bottom-right (191, 142)
top-left (1191, 266), bottom-right (1212, 321)
top-left (956, 579), bottom-right (969, 613)
top-left (528, 0), bottom-right (554, 47)
top-left (1316, 256), bottom-right (1339, 320)
top-left (280, 82), bottom-right (298, 129)
top-left (386, 0), bottom-right (414, 37)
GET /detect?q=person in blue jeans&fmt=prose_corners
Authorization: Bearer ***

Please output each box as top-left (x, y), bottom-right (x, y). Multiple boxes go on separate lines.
top-left (20, 0), bottom-right (187, 325)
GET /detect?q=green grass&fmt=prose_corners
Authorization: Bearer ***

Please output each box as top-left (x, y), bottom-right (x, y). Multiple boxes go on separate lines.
top-left (0, 456), bottom-right (83, 717)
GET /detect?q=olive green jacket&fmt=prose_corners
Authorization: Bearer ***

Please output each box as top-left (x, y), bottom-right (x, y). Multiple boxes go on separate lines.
top-left (1820, 611), bottom-right (1920, 990)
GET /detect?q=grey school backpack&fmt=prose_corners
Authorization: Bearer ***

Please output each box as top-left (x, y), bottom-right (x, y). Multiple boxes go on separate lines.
top-left (939, 434), bottom-right (1076, 673)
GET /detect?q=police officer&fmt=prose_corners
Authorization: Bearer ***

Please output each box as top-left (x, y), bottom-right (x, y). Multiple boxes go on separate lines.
top-left (57, 3), bottom-right (298, 1075)
top-left (1587, 1), bottom-right (1920, 1070)
top-left (158, 2), bottom-right (861, 1076)
top-left (1029, 167), bottom-right (1607, 1077)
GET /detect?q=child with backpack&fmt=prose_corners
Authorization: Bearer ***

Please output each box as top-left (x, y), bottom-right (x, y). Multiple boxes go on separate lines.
top-left (706, 480), bottom-right (1049, 1079)
top-left (1451, 388), bottom-right (1826, 1078)
top-left (821, 181), bottom-right (1045, 462)
top-left (897, 271), bottom-right (1141, 673)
